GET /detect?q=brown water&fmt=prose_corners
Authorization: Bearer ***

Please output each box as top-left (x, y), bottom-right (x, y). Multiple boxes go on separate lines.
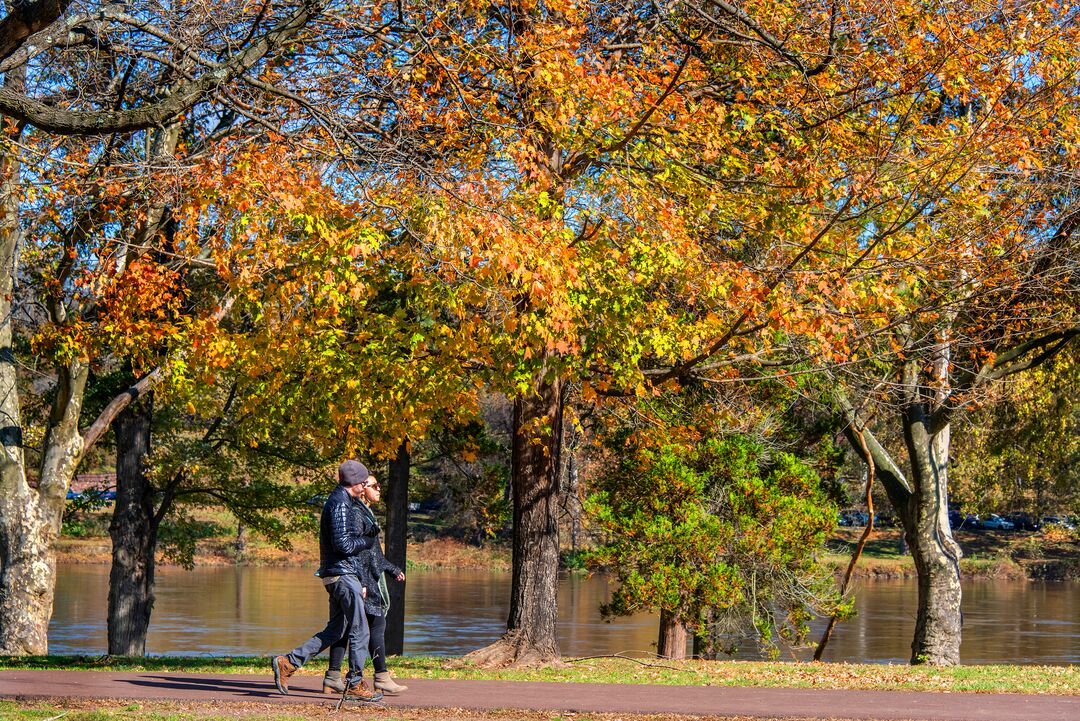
top-left (48, 565), bottom-right (1080, 664)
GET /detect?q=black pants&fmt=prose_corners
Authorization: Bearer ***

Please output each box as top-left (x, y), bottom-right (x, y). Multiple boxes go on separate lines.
top-left (329, 611), bottom-right (386, 674)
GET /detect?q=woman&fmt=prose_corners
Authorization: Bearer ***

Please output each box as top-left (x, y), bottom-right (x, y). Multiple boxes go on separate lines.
top-left (323, 474), bottom-right (408, 695)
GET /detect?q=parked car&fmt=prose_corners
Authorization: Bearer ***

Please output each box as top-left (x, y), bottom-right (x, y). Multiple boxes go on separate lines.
top-left (980, 514), bottom-right (1015, 531)
top-left (65, 489), bottom-right (81, 501)
top-left (1005, 512), bottom-right (1040, 531)
top-left (949, 511), bottom-right (979, 530)
top-left (1043, 516), bottom-right (1076, 530)
top-left (839, 509), bottom-right (869, 527)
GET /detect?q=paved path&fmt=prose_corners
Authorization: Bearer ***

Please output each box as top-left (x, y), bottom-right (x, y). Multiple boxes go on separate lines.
top-left (0, 670), bottom-right (1077, 720)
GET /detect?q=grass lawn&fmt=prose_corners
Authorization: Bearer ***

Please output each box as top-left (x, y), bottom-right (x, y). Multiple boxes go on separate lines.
top-left (1, 655), bottom-right (1076, 695)
top-left (0, 698), bottom-right (851, 721)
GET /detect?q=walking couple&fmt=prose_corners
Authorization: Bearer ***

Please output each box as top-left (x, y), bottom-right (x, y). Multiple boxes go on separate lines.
top-left (272, 460), bottom-right (407, 702)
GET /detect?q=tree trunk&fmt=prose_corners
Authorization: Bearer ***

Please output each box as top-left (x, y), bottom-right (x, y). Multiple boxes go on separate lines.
top-left (0, 65), bottom-right (40, 656)
top-left (564, 421), bottom-right (581, 553)
top-left (0, 72), bottom-right (83, 653)
top-left (902, 407), bottom-right (962, 666)
top-left (0, 372), bottom-right (84, 656)
top-left (235, 523), bottom-right (248, 559)
top-left (657, 608), bottom-right (688, 659)
top-left (692, 609), bottom-right (720, 659)
top-left (108, 393), bottom-right (157, 656)
top-left (384, 440), bottom-right (409, 656)
top-left (467, 364), bottom-right (564, 666)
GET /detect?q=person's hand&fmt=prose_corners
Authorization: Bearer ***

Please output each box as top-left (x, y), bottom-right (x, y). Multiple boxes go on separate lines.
top-left (395, 571), bottom-right (405, 582)
top-left (361, 586), bottom-right (368, 598)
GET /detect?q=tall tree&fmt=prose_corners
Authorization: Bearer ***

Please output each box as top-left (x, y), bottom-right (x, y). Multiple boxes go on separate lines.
top-left (0, 0), bottom-right (395, 655)
top-left (804, 4), bottom-right (1080, 664)
top-left (602, 0), bottom-right (1080, 666)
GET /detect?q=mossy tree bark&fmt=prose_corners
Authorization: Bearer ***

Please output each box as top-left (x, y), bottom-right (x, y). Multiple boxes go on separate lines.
top-left (467, 360), bottom-right (564, 666)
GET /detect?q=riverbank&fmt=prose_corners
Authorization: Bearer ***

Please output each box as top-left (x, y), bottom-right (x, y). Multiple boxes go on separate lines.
top-left (57, 507), bottom-right (1079, 580)
top-left (2, 655), bottom-right (1078, 694)
top-left (57, 522), bottom-right (512, 571)
top-left (823, 527), bottom-right (1080, 581)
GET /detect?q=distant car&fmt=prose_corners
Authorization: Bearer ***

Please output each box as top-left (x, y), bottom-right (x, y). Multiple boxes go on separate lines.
top-left (408, 502), bottom-right (421, 513)
top-left (839, 510), bottom-right (869, 527)
top-left (949, 511), bottom-right (979, 530)
top-left (1043, 516), bottom-right (1076, 530)
top-left (1005, 512), bottom-right (1040, 531)
top-left (874, 512), bottom-right (896, 528)
top-left (981, 514), bottom-right (1014, 531)
top-left (65, 489), bottom-right (81, 500)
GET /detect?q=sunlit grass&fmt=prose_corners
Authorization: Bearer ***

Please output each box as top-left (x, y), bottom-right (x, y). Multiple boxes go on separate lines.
top-left (1, 655), bottom-right (1076, 695)
top-left (0, 699), bottom-right (802, 721)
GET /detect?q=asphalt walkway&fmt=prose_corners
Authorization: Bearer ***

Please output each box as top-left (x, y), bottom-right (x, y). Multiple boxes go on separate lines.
top-left (0, 670), bottom-right (1077, 720)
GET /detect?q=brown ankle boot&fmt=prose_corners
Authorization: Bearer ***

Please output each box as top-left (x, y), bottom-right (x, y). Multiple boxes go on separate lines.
top-left (323, 670), bottom-right (345, 693)
top-left (374, 671), bottom-right (408, 694)
top-left (344, 678), bottom-right (384, 703)
top-left (271, 655), bottom-right (298, 695)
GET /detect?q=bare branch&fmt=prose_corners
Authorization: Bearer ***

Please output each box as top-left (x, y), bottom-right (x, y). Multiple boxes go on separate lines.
top-left (0, 1), bottom-right (325, 135)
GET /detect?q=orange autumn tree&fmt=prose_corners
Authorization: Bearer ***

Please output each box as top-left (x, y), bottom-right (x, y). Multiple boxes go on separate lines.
top-left (646, 1), bottom-right (1080, 665)
top-left (0, 123), bottom-right (233, 655)
top-left (0, 0), bottom-right (369, 655)
top-left (364, 0), bottom-right (721, 666)
top-left (381, 0), bottom-right (1080, 667)
top-left (819, 8), bottom-right (1080, 664)
top-left (350, 0), bottom-right (884, 665)
top-left (177, 137), bottom-right (484, 458)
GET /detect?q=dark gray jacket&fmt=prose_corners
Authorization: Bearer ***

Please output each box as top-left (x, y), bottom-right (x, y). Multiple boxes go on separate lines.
top-left (354, 501), bottom-right (403, 616)
top-left (318, 485), bottom-right (377, 578)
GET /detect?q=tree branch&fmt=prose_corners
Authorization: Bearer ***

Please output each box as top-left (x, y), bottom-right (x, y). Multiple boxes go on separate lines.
top-left (0, 0), bottom-right (70, 64)
top-left (980, 325), bottom-right (1080, 383)
top-left (835, 392), bottom-right (913, 503)
top-left (702, 0), bottom-right (837, 77)
top-left (0, 1), bottom-right (325, 134)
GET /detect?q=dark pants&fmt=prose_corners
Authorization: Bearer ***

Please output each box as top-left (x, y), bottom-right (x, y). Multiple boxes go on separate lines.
top-left (285, 575), bottom-right (370, 684)
top-left (329, 611), bottom-right (387, 674)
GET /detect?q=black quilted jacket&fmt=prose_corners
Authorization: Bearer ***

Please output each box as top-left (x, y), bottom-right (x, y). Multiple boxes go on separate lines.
top-left (318, 485), bottom-right (376, 578)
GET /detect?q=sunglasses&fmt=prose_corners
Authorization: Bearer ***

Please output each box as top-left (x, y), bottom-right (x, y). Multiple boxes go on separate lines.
top-left (365, 481), bottom-right (381, 491)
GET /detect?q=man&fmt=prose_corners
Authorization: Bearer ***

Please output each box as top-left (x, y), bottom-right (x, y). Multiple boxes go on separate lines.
top-left (271, 460), bottom-right (383, 703)
top-left (323, 474), bottom-right (408, 695)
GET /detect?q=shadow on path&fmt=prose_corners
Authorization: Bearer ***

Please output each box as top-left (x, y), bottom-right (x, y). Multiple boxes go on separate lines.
top-left (123, 675), bottom-right (319, 700)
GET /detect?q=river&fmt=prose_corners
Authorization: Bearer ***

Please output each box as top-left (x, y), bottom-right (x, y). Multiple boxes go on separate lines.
top-left (48, 565), bottom-right (1080, 664)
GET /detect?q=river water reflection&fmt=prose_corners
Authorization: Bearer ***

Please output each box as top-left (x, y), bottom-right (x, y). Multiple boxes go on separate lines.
top-left (49, 565), bottom-right (1080, 664)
